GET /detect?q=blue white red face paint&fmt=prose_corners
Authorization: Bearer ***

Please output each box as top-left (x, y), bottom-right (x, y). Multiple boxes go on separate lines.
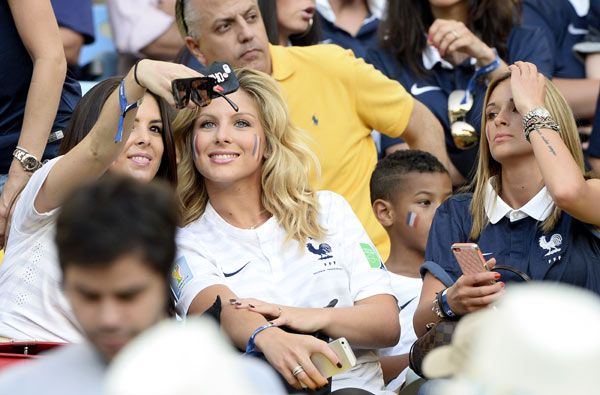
top-left (252, 133), bottom-right (260, 160)
top-left (406, 211), bottom-right (419, 228)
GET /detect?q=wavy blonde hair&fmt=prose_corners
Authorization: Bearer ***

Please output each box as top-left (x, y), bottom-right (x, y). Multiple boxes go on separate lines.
top-left (174, 68), bottom-right (325, 244)
top-left (469, 72), bottom-right (586, 240)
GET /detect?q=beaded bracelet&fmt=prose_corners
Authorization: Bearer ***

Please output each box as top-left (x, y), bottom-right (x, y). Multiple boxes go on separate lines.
top-left (522, 107), bottom-right (560, 142)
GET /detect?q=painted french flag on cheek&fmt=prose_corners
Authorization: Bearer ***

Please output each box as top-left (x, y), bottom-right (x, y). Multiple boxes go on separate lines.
top-left (406, 211), bottom-right (418, 227)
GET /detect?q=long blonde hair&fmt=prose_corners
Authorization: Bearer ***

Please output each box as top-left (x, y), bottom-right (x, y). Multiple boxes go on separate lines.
top-left (469, 72), bottom-right (586, 240)
top-left (174, 68), bottom-right (325, 244)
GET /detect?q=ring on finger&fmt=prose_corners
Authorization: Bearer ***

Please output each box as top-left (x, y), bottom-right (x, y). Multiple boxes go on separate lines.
top-left (451, 30), bottom-right (460, 39)
top-left (292, 365), bottom-right (304, 377)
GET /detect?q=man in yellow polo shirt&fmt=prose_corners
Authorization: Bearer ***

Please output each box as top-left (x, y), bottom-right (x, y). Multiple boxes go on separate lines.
top-left (175, 0), bottom-right (450, 259)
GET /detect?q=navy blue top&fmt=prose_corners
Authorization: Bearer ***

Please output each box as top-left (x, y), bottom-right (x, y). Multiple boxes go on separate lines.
top-left (588, 90), bottom-right (600, 158)
top-left (365, 26), bottom-right (553, 178)
top-left (318, 12), bottom-right (379, 59)
top-left (522, 0), bottom-right (586, 79)
top-left (422, 194), bottom-right (600, 294)
top-left (0, 1), bottom-right (81, 173)
top-left (51, 0), bottom-right (95, 44)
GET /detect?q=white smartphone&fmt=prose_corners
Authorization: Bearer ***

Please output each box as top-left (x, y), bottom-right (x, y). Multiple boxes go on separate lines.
top-left (451, 242), bottom-right (490, 276)
top-left (310, 337), bottom-right (357, 379)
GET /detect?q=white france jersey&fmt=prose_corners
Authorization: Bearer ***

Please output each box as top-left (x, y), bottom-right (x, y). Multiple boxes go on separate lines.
top-left (379, 272), bottom-right (422, 391)
top-left (173, 190), bottom-right (395, 394)
top-left (0, 157), bottom-right (82, 342)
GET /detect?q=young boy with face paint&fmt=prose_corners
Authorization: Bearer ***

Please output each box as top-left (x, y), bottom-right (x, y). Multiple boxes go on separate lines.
top-left (369, 149), bottom-right (452, 391)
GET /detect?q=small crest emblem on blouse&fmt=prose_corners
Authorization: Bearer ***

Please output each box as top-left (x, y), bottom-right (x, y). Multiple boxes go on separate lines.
top-left (539, 234), bottom-right (562, 256)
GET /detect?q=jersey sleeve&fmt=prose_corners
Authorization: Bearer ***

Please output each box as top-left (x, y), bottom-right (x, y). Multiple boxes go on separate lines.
top-left (10, 157), bottom-right (62, 237)
top-left (507, 25), bottom-right (555, 78)
top-left (172, 228), bottom-right (226, 316)
top-left (322, 191), bottom-right (394, 302)
top-left (423, 197), bottom-right (472, 284)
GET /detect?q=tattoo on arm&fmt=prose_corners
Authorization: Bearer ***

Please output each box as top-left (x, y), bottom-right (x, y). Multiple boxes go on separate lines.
top-left (536, 130), bottom-right (557, 156)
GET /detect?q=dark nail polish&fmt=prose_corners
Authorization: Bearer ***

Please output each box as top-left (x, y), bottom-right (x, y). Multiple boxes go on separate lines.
top-left (229, 298), bottom-right (237, 304)
top-left (336, 362), bottom-right (343, 368)
top-left (249, 304), bottom-right (255, 308)
top-left (235, 301), bottom-right (242, 306)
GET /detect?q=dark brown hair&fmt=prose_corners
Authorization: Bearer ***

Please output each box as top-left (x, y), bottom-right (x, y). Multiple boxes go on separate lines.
top-left (56, 175), bottom-right (178, 315)
top-left (380, 0), bottom-right (521, 76)
top-left (58, 78), bottom-right (177, 185)
top-left (258, 0), bottom-right (321, 46)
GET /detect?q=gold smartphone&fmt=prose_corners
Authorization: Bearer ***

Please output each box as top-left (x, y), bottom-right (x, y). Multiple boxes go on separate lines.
top-left (451, 242), bottom-right (489, 276)
top-left (310, 337), bottom-right (357, 379)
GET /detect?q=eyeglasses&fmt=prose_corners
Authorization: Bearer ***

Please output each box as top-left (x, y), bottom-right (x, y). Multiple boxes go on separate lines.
top-left (171, 77), bottom-right (239, 112)
top-left (448, 90), bottom-right (478, 150)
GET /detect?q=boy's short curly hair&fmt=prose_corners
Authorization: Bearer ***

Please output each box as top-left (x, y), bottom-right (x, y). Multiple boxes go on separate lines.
top-left (370, 150), bottom-right (449, 203)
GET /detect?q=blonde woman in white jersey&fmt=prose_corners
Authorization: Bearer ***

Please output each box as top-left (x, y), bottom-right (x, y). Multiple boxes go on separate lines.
top-left (171, 68), bottom-right (399, 395)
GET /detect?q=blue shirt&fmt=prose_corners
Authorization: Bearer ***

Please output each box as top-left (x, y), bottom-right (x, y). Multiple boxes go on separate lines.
top-left (365, 26), bottom-right (553, 178)
top-left (588, 89), bottom-right (600, 158)
top-left (0, 1), bottom-right (81, 173)
top-left (422, 193), bottom-right (600, 294)
top-left (51, 0), bottom-right (95, 44)
top-left (522, 0), bottom-right (587, 78)
top-left (318, 12), bottom-right (379, 59)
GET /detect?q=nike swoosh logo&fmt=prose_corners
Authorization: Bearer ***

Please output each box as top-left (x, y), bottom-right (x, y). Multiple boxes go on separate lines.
top-left (568, 24), bottom-right (588, 35)
top-left (410, 83), bottom-right (442, 96)
top-left (223, 261), bottom-right (250, 277)
top-left (400, 297), bottom-right (416, 311)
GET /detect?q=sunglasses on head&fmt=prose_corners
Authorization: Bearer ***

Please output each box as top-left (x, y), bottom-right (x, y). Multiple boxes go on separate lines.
top-left (171, 77), bottom-right (239, 112)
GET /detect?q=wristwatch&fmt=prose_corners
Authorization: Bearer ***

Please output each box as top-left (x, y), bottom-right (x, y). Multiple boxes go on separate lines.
top-left (522, 107), bottom-right (551, 128)
top-left (12, 146), bottom-right (42, 172)
top-left (522, 107), bottom-right (559, 142)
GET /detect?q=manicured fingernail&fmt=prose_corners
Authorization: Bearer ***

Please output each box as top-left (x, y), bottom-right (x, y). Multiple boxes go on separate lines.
top-left (499, 281), bottom-right (505, 288)
top-left (215, 85), bottom-right (224, 92)
top-left (234, 301), bottom-right (242, 306)
top-left (336, 362), bottom-right (342, 368)
top-left (494, 273), bottom-right (501, 279)
top-left (249, 304), bottom-right (255, 308)
top-left (229, 298), bottom-right (237, 304)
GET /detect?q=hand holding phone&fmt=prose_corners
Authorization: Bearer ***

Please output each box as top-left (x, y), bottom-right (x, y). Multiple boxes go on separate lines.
top-left (310, 337), bottom-right (356, 379)
top-left (451, 242), bottom-right (490, 276)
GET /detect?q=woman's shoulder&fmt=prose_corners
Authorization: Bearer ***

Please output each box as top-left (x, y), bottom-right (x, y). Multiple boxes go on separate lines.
top-left (315, 190), bottom-right (345, 210)
top-left (440, 193), bottom-right (473, 211)
top-left (315, 189), bottom-right (344, 203)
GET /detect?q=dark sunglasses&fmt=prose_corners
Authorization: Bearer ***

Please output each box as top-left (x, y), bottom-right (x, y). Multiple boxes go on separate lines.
top-left (171, 77), bottom-right (239, 112)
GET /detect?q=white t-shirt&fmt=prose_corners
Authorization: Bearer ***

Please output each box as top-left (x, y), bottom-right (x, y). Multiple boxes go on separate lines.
top-left (0, 342), bottom-right (105, 395)
top-left (106, 0), bottom-right (175, 55)
top-left (173, 191), bottom-right (395, 394)
top-left (379, 272), bottom-right (422, 391)
top-left (0, 157), bottom-right (82, 342)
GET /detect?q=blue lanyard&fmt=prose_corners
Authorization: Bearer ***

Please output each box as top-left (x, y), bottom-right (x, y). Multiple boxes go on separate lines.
top-left (115, 80), bottom-right (140, 143)
top-left (461, 50), bottom-right (500, 105)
